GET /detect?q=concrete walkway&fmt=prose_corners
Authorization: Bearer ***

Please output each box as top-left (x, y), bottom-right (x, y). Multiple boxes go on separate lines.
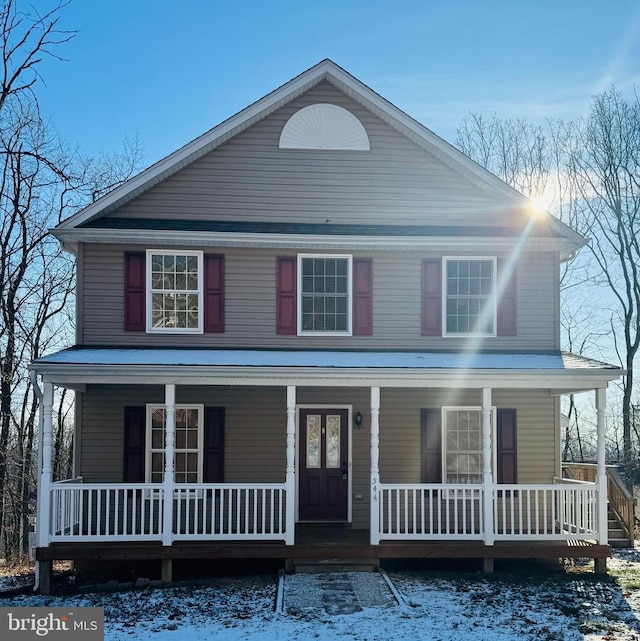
top-left (283, 571), bottom-right (398, 615)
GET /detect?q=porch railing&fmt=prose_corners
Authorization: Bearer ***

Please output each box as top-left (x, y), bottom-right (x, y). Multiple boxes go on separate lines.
top-left (563, 462), bottom-right (635, 541)
top-left (377, 483), bottom-right (600, 542)
top-left (493, 484), bottom-right (597, 540)
top-left (49, 482), bottom-right (287, 543)
top-left (173, 484), bottom-right (286, 540)
top-left (51, 482), bottom-right (164, 542)
top-left (379, 485), bottom-right (484, 539)
top-left (50, 477), bottom-right (83, 540)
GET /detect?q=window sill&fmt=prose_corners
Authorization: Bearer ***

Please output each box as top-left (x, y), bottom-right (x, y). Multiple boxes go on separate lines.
top-left (297, 331), bottom-right (352, 337)
top-left (146, 328), bottom-right (204, 335)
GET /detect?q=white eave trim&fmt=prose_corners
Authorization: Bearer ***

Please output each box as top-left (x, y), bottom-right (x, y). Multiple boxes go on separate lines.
top-left (33, 363), bottom-right (621, 391)
top-left (52, 228), bottom-right (582, 258)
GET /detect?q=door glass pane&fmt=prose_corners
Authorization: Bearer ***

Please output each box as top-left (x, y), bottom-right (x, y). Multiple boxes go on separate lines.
top-left (326, 415), bottom-right (341, 468)
top-left (306, 415), bottom-right (320, 468)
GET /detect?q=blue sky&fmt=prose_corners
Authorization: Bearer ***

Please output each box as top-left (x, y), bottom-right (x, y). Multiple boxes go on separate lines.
top-left (35, 0), bottom-right (640, 168)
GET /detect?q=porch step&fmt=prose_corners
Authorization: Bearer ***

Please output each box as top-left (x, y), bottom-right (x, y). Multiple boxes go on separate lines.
top-left (293, 558), bottom-right (379, 573)
top-left (607, 507), bottom-right (633, 548)
top-left (610, 537), bottom-right (633, 548)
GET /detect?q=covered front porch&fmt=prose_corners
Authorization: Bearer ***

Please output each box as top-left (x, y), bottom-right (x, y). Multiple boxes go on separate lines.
top-left (30, 348), bottom-right (621, 590)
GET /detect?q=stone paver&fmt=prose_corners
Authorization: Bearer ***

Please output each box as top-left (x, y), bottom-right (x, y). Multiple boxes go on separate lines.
top-left (284, 571), bottom-right (397, 615)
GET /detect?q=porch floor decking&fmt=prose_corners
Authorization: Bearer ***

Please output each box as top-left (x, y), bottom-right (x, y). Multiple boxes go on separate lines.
top-left (36, 524), bottom-right (610, 562)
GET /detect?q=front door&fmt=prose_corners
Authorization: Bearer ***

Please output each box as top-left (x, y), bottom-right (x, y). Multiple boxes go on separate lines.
top-left (299, 408), bottom-right (349, 521)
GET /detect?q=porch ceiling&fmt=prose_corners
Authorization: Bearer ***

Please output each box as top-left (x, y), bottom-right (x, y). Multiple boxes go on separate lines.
top-left (30, 347), bottom-right (622, 392)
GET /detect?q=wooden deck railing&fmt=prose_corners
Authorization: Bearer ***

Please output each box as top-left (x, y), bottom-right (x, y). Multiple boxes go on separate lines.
top-left (563, 462), bottom-right (635, 541)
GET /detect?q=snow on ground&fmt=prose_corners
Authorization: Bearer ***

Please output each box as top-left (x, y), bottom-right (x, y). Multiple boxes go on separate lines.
top-left (3, 552), bottom-right (640, 640)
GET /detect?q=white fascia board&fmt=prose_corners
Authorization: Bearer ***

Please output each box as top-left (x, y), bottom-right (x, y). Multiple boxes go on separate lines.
top-left (36, 364), bottom-right (622, 390)
top-left (52, 228), bottom-right (581, 258)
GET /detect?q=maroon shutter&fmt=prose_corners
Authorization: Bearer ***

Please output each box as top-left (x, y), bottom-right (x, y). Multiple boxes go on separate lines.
top-left (352, 258), bottom-right (373, 335)
top-left (421, 259), bottom-right (442, 336)
top-left (203, 407), bottom-right (225, 483)
top-left (497, 409), bottom-right (518, 484)
top-left (497, 260), bottom-right (517, 336)
top-left (123, 406), bottom-right (146, 482)
top-left (276, 257), bottom-right (297, 335)
top-left (421, 409), bottom-right (442, 483)
top-left (125, 253), bottom-right (145, 331)
top-left (204, 254), bottom-right (225, 333)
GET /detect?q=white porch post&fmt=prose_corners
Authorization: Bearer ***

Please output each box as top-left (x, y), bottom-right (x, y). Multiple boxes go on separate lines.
top-left (162, 384), bottom-right (176, 546)
top-left (370, 386), bottom-right (380, 545)
top-left (596, 387), bottom-right (608, 545)
top-left (285, 386), bottom-right (296, 545)
top-left (482, 387), bottom-right (495, 545)
top-left (38, 382), bottom-right (54, 548)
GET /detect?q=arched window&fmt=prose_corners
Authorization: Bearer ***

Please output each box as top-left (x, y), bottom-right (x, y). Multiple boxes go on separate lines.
top-left (279, 103), bottom-right (370, 150)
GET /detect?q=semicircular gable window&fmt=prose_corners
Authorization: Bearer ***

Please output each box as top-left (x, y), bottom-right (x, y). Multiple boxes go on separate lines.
top-left (279, 103), bottom-right (370, 151)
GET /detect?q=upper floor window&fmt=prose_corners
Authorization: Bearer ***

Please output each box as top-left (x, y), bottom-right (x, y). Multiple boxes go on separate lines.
top-left (147, 250), bottom-right (203, 333)
top-left (298, 255), bottom-right (352, 335)
top-left (443, 257), bottom-right (496, 337)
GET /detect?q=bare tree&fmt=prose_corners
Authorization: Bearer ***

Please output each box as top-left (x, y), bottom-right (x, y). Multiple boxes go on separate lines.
top-left (568, 88), bottom-right (640, 468)
top-left (456, 113), bottom-right (603, 461)
top-left (0, 0), bottom-right (141, 558)
top-left (456, 90), bottom-right (640, 471)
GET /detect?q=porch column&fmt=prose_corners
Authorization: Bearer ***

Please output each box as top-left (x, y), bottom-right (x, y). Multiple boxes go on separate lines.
top-left (162, 384), bottom-right (175, 546)
top-left (370, 386), bottom-right (380, 545)
top-left (596, 387), bottom-right (608, 546)
top-left (285, 386), bottom-right (296, 546)
top-left (37, 382), bottom-right (54, 548)
top-left (482, 387), bottom-right (495, 545)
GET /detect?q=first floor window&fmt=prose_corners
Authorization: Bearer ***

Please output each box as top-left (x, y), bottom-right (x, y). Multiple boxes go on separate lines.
top-left (299, 255), bottom-right (352, 334)
top-left (443, 407), bottom-right (492, 484)
top-left (148, 405), bottom-right (203, 483)
top-left (444, 258), bottom-right (496, 336)
top-left (148, 250), bottom-right (203, 332)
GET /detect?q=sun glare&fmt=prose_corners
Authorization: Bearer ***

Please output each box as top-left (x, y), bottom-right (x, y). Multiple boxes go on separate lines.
top-left (528, 195), bottom-right (551, 218)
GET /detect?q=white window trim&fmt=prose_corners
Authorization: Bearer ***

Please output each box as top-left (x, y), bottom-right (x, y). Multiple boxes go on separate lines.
top-left (146, 249), bottom-right (204, 334)
top-left (441, 406), bottom-right (496, 483)
top-left (297, 254), bottom-right (353, 336)
top-left (145, 404), bottom-right (204, 483)
top-left (442, 256), bottom-right (497, 338)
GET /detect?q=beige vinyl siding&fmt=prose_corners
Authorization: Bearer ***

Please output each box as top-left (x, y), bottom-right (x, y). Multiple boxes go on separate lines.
top-left (80, 244), bottom-right (558, 350)
top-left (79, 385), bottom-right (287, 484)
top-left (107, 82), bottom-right (516, 227)
top-left (379, 389), bottom-right (556, 486)
top-left (79, 385), bottom-right (556, 530)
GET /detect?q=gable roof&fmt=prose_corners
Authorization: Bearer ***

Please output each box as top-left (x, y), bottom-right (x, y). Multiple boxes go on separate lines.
top-left (55, 59), bottom-right (582, 247)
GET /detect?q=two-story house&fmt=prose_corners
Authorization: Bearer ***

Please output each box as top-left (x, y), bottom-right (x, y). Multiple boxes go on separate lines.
top-left (30, 60), bottom-right (622, 592)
